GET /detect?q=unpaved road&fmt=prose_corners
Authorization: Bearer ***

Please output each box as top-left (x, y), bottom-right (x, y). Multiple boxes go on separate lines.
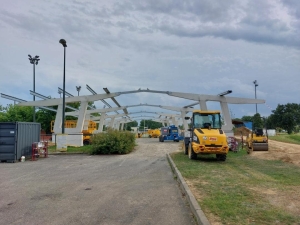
top-left (250, 139), bottom-right (300, 166)
top-left (0, 138), bottom-right (196, 225)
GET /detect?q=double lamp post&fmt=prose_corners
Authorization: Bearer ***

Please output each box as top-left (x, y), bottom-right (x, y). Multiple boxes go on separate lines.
top-left (28, 55), bottom-right (40, 122)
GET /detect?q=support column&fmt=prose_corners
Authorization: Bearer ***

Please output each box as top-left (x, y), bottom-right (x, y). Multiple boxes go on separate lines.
top-left (220, 101), bottom-right (234, 135)
top-left (76, 101), bottom-right (88, 133)
top-left (97, 113), bottom-right (106, 132)
top-left (180, 111), bottom-right (188, 131)
top-left (199, 100), bottom-right (207, 110)
top-left (115, 121), bottom-right (121, 130)
top-left (109, 117), bottom-right (115, 128)
top-left (171, 117), bottom-right (176, 126)
top-left (54, 104), bottom-right (63, 133)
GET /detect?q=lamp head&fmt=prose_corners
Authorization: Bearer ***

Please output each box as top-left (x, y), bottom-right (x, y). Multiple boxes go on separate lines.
top-left (59, 39), bottom-right (67, 47)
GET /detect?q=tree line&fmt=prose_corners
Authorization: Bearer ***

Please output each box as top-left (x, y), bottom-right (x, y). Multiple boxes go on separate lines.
top-left (241, 103), bottom-right (300, 134)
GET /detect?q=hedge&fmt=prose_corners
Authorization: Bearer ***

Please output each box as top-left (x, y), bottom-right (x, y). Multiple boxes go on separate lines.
top-left (89, 129), bottom-right (136, 154)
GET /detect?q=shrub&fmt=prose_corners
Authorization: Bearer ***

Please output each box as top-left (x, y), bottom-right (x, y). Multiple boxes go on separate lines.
top-left (89, 129), bottom-right (136, 154)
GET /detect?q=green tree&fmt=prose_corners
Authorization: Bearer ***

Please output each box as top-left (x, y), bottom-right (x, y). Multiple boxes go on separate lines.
top-left (241, 115), bottom-right (253, 122)
top-left (139, 120), bottom-right (163, 129)
top-left (0, 104), bottom-right (33, 122)
top-left (125, 121), bottom-right (138, 131)
top-left (271, 103), bottom-right (300, 134)
top-left (265, 114), bottom-right (276, 129)
top-left (35, 108), bottom-right (56, 133)
top-left (252, 113), bottom-right (263, 129)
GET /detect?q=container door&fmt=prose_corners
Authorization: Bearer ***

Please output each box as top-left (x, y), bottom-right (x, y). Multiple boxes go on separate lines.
top-left (0, 122), bottom-right (17, 161)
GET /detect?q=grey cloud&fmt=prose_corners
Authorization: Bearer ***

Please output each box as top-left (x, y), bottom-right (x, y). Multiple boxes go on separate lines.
top-left (0, 10), bottom-right (56, 35)
top-left (114, 0), bottom-right (300, 48)
top-left (117, 0), bottom-right (241, 23)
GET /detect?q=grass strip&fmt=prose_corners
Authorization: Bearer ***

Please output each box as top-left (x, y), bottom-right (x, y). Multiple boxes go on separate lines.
top-left (269, 134), bottom-right (300, 145)
top-left (171, 150), bottom-right (300, 225)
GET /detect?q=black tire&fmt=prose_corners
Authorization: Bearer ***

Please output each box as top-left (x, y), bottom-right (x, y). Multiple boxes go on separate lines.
top-left (161, 136), bottom-right (164, 142)
top-left (216, 154), bottom-right (227, 161)
top-left (183, 143), bottom-right (188, 155)
top-left (188, 143), bottom-right (197, 160)
top-left (83, 140), bottom-right (90, 145)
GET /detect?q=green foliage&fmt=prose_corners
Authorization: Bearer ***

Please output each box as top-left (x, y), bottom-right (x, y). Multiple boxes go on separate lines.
top-left (252, 113), bottom-right (264, 129)
top-left (89, 129), bottom-right (136, 154)
top-left (271, 103), bottom-right (300, 134)
top-left (241, 115), bottom-right (252, 122)
top-left (36, 108), bottom-right (56, 133)
top-left (140, 119), bottom-right (163, 129)
top-left (0, 104), bottom-right (33, 122)
top-left (125, 121), bottom-right (138, 131)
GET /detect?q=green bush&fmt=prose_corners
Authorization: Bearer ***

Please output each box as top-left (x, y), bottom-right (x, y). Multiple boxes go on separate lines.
top-left (89, 129), bottom-right (136, 154)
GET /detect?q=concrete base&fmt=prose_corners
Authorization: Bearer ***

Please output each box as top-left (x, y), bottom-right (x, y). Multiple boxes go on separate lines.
top-left (54, 133), bottom-right (84, 149)
top-left (56, 134), bottom-right (68, 152)
top-left (67, 134), bottom-right (83, 146)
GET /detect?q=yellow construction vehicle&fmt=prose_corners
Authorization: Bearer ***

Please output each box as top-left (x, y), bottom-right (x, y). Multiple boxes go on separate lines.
top-left (135, 132), bottom-right (143, 138)
top-left (184, 110), bottom-right (229, 161)
top-left (147, 129), bottom-right (161, 138)
top-left (246, 127), bottom-right (268, 153)
top-left (50, 120), bottom-right (97, 145)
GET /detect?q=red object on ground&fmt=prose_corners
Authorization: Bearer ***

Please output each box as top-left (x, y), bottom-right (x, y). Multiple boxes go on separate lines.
top-left (31, 142), bottom-right (48, 161)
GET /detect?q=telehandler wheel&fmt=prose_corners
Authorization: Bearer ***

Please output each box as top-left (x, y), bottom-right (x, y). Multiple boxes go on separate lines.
top-left (183, 142), bottom-right (188, 155)
top-left (188, 143), bottom-right (197, 160)
top-left (83, 140), bottom-right (90, 145)
top-left (216, 154), bottom-right (227, 161)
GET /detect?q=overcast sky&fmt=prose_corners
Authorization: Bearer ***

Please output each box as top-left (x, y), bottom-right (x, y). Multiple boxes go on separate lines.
top-left (0, 0), bottom-right (299, 123)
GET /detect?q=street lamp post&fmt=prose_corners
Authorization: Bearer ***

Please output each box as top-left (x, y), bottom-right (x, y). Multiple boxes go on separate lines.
top-left (76, 86), bottom-right (81, 96)
top-left (59, 39), bottom-right (67, 134)
top-left (28, 55), bottom-right (40, 122)
top-left (253, 80), bottom-right (258, 114)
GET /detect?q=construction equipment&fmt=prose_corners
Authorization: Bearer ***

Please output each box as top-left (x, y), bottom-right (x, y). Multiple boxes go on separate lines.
top-left (50, 120), bottom-right (97, 145)
top-left (159, 125), bottom-right (184, 142)
top-left (184, 110), bottom-right (229, 161)
top-left (246, 119), bottom-right (268, 153)
top-left (147, 129), bottom-right (161, 138)
top-left (136, 132), bottom-right (143, 138)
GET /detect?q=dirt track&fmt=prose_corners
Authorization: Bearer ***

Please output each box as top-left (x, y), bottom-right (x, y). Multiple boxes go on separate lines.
top-left (246, 139), bottom-right (300, 166)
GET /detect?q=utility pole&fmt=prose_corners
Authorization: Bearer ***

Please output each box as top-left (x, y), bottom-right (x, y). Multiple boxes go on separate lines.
top-left (253, 80), bottom-right (258, 114)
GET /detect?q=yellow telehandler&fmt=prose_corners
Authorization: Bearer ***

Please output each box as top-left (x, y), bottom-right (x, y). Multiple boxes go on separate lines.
top-left (184, 110), bottom-right (229, 161)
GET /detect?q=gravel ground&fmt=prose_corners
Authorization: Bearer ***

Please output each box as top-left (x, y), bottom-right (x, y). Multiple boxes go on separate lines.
top-left (0, 138), bottom-right (196, 225)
